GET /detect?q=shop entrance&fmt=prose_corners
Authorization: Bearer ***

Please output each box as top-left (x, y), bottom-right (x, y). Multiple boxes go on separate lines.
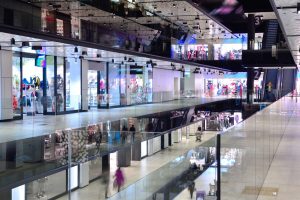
top-left (12, 52), bottom-right (83, 119)
top-left (21, 56), bottom-right (44, 115)
top-left (88, 70), bottom-right (98, 109)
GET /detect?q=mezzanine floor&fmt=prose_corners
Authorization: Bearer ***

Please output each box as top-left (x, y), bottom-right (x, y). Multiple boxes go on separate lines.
top-left (0, 97), bottom-right (229, 143)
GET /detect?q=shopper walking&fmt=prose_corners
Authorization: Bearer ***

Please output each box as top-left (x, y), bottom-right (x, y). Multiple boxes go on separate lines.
top-left (113, 167), bottom-right (125, 192)
top-left (95, 131), bottom-right (102, 148)
top-left (102, 171), bottom-right (110, 198)
top-left (129, 124), bottom-right (136, 142)
top-left (188, 181), bottom-right (196, 199)
top-left (121, 126), bottom-right (128, 144)
top-left (195, 126), bottom-right (203, 142)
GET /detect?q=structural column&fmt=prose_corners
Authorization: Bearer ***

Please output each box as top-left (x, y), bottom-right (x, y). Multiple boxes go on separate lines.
top-left (0, 50), bottom-right (13, 120)
top-left (81, 59), bottom-right (88, 111)
top-left (247, 14), bottom-right (255, 104)
top-left (117, 146), bottom-right (131, 167)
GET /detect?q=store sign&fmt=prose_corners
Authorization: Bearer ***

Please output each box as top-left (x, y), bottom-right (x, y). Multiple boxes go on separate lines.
top-left (253, 69), bottom-right (261, 80)
top-left (35, 54), bottom-right (46, 68)
top-left (130, 65), bottom-right (143, 74)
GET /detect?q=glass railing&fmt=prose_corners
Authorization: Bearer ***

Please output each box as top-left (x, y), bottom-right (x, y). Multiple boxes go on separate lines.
top-left (0, 109), bottom-right (228, 199)
top-left (0, 94), bottom-right (237, 144)
top-left (1, 90), bottom-right (296, 200)
top-left (108, 137), bottom-right (217, 200)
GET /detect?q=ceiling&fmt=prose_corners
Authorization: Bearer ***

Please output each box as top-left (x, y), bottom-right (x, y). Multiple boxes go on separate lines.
top-left (269, 0), bottom-right (299, 66)
top-left (22, 0), bottom-right (234, 41)
top-left (133, 0), bottom-right (232, 39)
top-left (191, 0), bottom-right (275, 32)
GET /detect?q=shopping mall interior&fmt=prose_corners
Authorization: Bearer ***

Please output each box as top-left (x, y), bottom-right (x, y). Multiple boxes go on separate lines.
top-left (0, 0), bottom-right (299, 199)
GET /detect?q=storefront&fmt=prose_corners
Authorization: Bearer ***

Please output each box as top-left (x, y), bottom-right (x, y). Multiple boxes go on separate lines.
top-left (205, 72), bottom-right (247, 98)
top-left (87, 61), bottom-right (153, 108)
top-left (171, 44), bottom-right (209, 61)
top-left (12, 52), bottom-right (83, 119)
top-left (213, 38), bottom-right (247, 61)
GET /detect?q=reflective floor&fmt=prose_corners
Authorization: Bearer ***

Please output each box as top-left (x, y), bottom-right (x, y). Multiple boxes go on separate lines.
top-left (220, 96), bottom-right (297, 200)
top-left (0, 97), bottom-right (227, 143)
top-left (257, 99), bottom-right (300, 200)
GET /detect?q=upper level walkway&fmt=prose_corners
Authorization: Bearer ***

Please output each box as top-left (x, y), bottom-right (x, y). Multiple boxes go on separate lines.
top-left (0, 97), bottom-right (229, 143)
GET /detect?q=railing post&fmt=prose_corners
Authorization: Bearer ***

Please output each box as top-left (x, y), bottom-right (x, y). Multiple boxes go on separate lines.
top-left (217, 133), bottom-right (221, 200)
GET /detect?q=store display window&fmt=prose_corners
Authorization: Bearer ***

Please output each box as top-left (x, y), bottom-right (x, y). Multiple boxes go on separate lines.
top-left (94, 62), bottom-right (153, 108)
top-left (56, 57), bottom-right (65, 113)
top-left (205, 73), bottom-right (247, 98)
top-left (98, 66), bottom-right (107, 107)
top-left (12, 55), bottom-right (21, 117)
top-left (128, 65), bottom-right (153, 105)
top-left (120, 64), bottom-right (127, 106)
top-left (213, 43), bottom-right (245, 60)
top-left (108, 64), bottom-right (121, 106)
top-left (66, 58), bottom-right (81, 111)
top-left (171, 44), bottom-right (209, 61)
top-left (88, 70), bottom-right (98, 108)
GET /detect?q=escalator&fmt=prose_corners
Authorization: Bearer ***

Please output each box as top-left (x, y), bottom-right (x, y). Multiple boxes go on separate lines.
top-left (261, 20), bottom-right (296, 101)
top-left (262, 20), bottom-right (279, 49)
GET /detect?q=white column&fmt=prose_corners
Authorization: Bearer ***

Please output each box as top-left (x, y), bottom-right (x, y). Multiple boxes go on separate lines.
top-left (184, 73), bottom-right (196, 93)
top-left (81, 59), bottom-right (88, 111)
top-left (0, 50), bottom-right (13, 120)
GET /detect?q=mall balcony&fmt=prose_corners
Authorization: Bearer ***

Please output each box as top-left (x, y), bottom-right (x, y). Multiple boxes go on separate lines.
top-left (0, 0), bottom-right (300, 199)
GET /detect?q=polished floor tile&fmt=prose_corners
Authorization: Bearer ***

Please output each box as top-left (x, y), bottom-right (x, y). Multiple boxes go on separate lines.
top-left (0, 97), bottom-right (226, 143)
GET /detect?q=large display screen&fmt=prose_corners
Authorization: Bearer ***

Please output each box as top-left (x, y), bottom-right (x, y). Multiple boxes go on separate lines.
top-left (35, 54), bottom-right (46, 67)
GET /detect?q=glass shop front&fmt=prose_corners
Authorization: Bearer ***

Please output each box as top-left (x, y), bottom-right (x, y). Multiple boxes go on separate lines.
top-left (87, 61), bottom-right (153, 108)
top-left (12, 52), bottom-right (83, 119)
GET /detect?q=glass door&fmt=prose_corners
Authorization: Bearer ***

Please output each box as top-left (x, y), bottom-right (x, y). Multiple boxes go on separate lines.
top-left (22, 56), bottom-right (44, 116)
top-left (88, 70), bottom-right (98, 108)
top-left (45, 56), bottom-right (56, 113)
top-left (12, 54), bottom-right (22, 118)
top-left (56, 57), bottom-right (65, 113)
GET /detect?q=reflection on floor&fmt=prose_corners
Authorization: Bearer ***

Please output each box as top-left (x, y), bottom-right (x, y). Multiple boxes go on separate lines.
top-left (57, 132), bottom-right (217, 200)
top-left (0, 97), bottom-right (227, 143)
top-left (174, 167), bottom-right (216, 200)
top-left (257, 103), bottom-right (300, 200)
top-left (216, 96), bottom-right (298, 200)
